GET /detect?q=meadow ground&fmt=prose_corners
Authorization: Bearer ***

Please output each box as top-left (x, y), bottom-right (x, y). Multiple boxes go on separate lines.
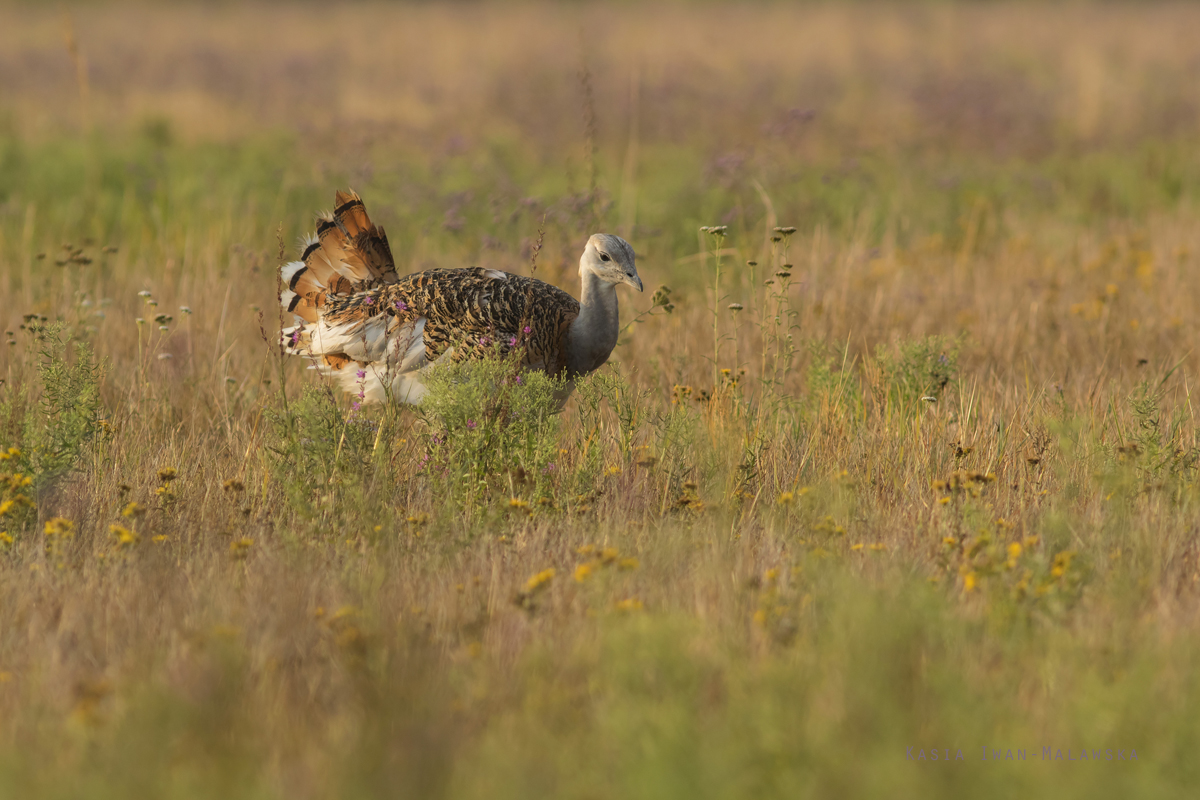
top-left (2, 1), bottom-right (1200, 797)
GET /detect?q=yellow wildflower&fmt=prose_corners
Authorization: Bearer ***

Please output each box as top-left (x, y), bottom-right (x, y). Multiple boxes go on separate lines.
top-left (109, 525), bottom-right (139, 547)
top-left (522, 568), bottom-right (555, 594)
top-left (121, 502), bottom-right (146, 518)
top-left (618, 557), bottom-right (639, 571)
top-left (615, 598), bottom-right (643, 613)
top-left (157, 467), bottom-right (178, 482)
top-left (574, 563), bottom-right (593, 583)
top-left (44, 518), bottom-right (74, 538)
top-left (963, 572), bottom-right (978, 593)
top-left (330, 605), bottom-right (359, 622)
top-left (1051, 550), bottom-right (1074, 578)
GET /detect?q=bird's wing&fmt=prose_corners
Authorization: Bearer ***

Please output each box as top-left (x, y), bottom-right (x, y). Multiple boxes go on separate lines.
top-left (391, 268), bottom-right (581, 372)
top-left (301, 268), bottom-right (577, 372)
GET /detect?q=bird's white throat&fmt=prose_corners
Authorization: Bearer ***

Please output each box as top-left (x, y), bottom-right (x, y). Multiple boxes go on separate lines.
top-left (566, 267), bottom-right (621, 377)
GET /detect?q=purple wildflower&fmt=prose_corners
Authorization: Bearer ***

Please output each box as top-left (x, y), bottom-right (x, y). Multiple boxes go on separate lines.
top-left (509, 336), bottom-right (518, 347)
top-left (515, 375), bottom-right (523, 385)
top-left (364, 295), bottom-right (374, 305)
top-left (466, 419), bottom-right (477, 430)
top-left (523, 326), bottom-right (531, 334)
top-left (356, 369), bottom-right (366, 379)
top-left (479, 336), bottom-right (490, 346)
top-left (352, 401), bottom-right (361, 411)
top-left (290, 330), bottom-right (300, 345)
top-left (395, 301), bottom-right (407, 311)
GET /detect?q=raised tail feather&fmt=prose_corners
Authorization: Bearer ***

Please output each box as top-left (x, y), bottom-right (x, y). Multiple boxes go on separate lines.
top-left (279, 190), bottom-right (398, 324)
top-left (279, 190), bottom-right (411, 400)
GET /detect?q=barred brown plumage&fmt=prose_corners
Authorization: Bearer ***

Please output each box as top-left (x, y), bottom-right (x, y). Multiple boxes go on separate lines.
top-left (279, 190), bottom-right (643, 405)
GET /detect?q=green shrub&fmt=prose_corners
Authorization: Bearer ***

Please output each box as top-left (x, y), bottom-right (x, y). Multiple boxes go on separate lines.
top-left (22, 324), bottom-right (106, 487)
top-left (874, 335), bottom-right (960, 412)
top-left (419, 350), bottom-right (567, 514)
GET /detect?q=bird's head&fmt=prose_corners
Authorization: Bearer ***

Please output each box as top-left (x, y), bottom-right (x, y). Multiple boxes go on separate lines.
top-left (581, 233), bottom-right (642, 292)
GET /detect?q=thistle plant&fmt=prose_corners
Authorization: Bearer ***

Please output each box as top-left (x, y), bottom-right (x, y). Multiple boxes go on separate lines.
top-left (761, 226), bottom-right (798, 395)
top-left (700, 225), bottom-right (729, 394)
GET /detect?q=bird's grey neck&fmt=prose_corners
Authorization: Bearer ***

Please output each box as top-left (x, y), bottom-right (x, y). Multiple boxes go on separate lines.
top-left (567, 268), bottom-right (620, 377)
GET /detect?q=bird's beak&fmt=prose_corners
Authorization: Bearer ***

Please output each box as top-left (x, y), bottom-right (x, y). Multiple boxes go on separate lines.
top-left (627, 274), bottom-right (643, 292)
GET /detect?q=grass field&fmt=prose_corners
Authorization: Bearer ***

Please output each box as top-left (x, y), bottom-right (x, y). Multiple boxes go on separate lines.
top-left (3, 2), bottom-right (1200, 797)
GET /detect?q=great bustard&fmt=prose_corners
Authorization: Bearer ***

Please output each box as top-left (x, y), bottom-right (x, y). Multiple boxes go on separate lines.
top-left (279, 190), bottom-right (643, 405)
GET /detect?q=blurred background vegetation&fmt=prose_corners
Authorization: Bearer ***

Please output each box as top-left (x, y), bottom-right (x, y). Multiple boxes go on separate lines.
top-left (2, 2), bottom-right (1200, 798)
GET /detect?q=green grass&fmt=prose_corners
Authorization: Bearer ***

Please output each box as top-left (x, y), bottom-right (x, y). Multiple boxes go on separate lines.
top-left (4, 2), bottom-right (1200, 797)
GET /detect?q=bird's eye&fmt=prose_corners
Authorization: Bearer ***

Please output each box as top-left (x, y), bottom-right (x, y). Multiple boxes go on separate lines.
top-left (599, 253), bottom-right (611, 262)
